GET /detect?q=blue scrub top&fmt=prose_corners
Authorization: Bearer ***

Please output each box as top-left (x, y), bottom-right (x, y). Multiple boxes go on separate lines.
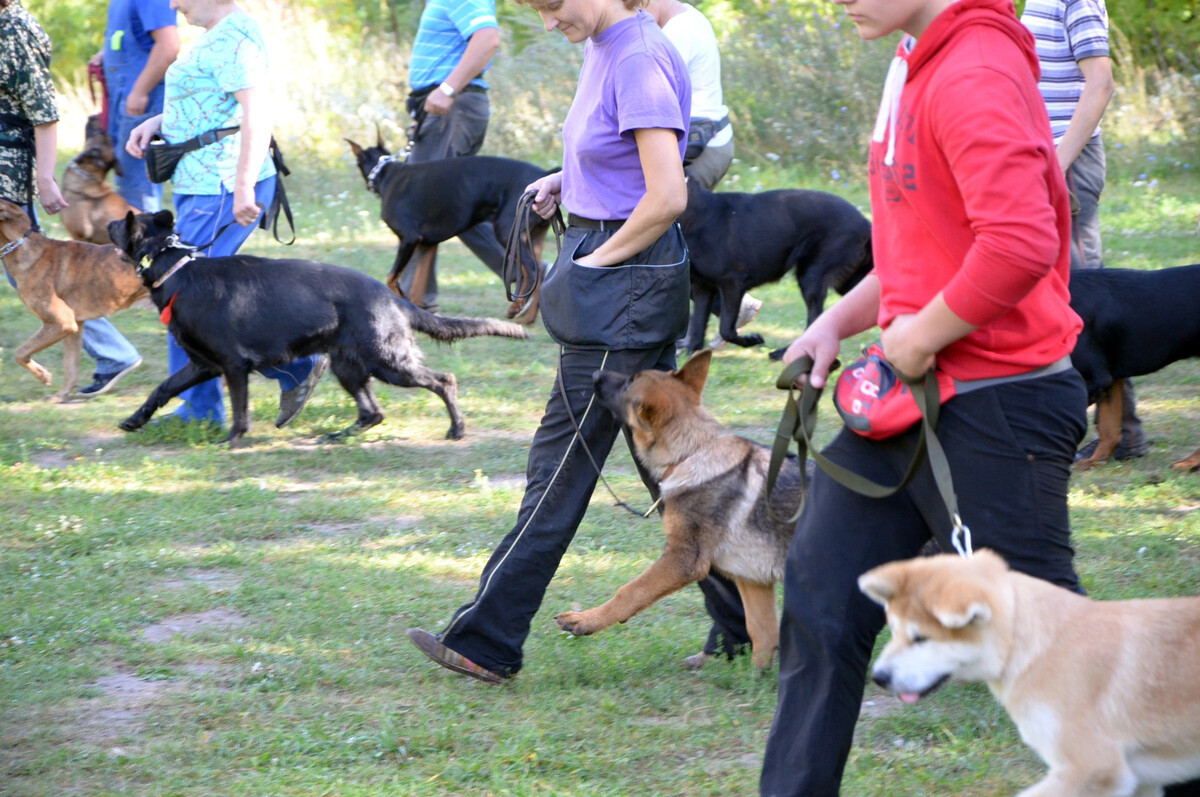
top-left (103, 0), bottom-right (177, 93)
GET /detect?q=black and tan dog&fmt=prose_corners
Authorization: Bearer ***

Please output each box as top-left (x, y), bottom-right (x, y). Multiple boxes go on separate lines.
top-left (107, 210), bottom-right (528, 446)
top-left (678, 179), bottom-right (873, 354)
top-left (346, 134), bottom-right (552, 322)
top-left (60, 115), bottom-right (140, 245)
top-left (554, 350), bottom-right (804, 668)
top-left (1069, 264), bottom-right (1200, 470)
top-left (0, 200), bottom-right (146, 400)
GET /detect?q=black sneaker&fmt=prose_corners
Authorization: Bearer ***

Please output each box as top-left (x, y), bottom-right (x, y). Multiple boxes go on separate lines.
top-left (275, 355), bottom-right (328, 428)
top-left (1075, 437), bottom-right (1149, 462)
top-left (78, 358), bottom-right (142, 398)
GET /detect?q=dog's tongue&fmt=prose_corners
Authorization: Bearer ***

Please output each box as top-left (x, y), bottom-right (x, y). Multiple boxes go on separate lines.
top-left (898, 692), bottom-right (921, 704)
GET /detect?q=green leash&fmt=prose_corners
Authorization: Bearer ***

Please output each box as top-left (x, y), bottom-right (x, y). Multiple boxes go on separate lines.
top-left (765, 354), bottom-right (972, 556)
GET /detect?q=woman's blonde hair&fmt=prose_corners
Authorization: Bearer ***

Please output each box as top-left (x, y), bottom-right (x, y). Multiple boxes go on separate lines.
top-left (515, 0), bottom-right (648, 11)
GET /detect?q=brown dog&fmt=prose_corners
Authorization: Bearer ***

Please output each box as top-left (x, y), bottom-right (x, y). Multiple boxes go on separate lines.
top-left (554, 350), bottom-right (804, 668)
top-left (60, 115), bottom-right (140, 245)
top-left (0, 200), bottom-right (146, 399)
top-left (860, 550), bottom-right (1200, 796)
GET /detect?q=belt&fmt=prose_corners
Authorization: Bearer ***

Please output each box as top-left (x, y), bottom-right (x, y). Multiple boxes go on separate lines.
top-left (567, 214), bottom-right (625, 231)
top-left (954, 355), bottom-right (1074, 395)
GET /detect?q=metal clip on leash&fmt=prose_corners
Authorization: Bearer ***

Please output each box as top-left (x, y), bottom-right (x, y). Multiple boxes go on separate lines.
top-left (766, 355), bottom-right (972, 558)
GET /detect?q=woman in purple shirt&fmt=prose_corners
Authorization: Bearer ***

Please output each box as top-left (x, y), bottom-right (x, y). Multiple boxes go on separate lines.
top-left (408, 0), bottom-right (693, 684)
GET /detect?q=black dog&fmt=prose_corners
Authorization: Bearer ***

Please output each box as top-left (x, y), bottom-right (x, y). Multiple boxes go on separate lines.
top-left (1069, 264), bottom-right (1200, 469)
top-left (107, 210), bottom-right (528, 446)
top-left (346, 134), bottom-right (553, 321)
top-left (678, 179), bottom-right (873, 354)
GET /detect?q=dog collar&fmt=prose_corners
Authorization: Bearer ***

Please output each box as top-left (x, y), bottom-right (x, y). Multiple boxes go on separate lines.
top-left (0, 237), bottom-right (25, 259)
top-left (366, 154), bottom-right (397, 193)
top-left (68, 161), bottom-right (102, 184)
top-left (151, 253), bottom-right (195, 289)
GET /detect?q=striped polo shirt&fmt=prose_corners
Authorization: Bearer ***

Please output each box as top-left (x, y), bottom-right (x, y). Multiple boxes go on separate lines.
top-left (1020, 0), bottom-right (1110, 142)
top-left (408, 0), bottom-right (497, 91)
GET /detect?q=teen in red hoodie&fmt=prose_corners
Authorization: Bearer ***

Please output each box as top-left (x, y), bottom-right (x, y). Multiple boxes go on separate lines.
top-left (760, 0), bottom-right (1088, 793)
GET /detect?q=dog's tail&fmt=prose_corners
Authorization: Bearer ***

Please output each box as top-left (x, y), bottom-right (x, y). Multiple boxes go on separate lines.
top-left (398, 297), bottom-right (529, 342)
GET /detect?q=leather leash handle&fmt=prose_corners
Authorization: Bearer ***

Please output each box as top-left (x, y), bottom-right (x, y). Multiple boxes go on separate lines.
top-left (765, 355), bottom-right (824, 524)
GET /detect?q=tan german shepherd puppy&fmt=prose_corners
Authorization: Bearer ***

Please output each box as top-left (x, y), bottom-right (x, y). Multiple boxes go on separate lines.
top-left (60, 116), bottom-right (140, 245)
top-left (860, 550), bottom-right (1200, 796)
top-left (555, 349), bottom-right (804, 668)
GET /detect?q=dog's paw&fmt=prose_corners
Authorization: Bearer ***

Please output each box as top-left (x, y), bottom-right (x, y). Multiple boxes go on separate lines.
top-left (555, 610), bottom-right (601, 636)
top-left (1172, 456), bottom-right (1200, 472)
top-left (446, 425), bottom-right (465, 441)
top-left (119, 416), bottom-right (145, 432)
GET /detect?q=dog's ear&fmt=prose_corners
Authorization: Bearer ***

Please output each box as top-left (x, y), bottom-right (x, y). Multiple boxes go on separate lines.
top-left (151, 209), bottom-right (175, 231)
top-left (858, 560), bottom-right (907, 608)
top-left (675, 349), bottom-right (713, 394)
top-left (0, 199), bottom-right (18, 223)
top-left (345, 139), bottom-right (364, 159)
top-left (630, 396), bottom-right (657, 431)
top-left (931, 595), bottom-right (992, 630)
top-left (375, 122), bottom-right (385, 150)
top-left (108, 210), bottom-right (138, 253)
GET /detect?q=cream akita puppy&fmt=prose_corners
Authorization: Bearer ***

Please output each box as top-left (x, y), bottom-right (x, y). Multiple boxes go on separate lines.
top-left (859, 550), bottom-right (1200, 797)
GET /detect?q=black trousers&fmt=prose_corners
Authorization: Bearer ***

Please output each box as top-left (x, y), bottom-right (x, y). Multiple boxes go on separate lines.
top-left (759, 370), bottom-right (1088, 796)
top-left (439, 343), bottom-right (675, 676)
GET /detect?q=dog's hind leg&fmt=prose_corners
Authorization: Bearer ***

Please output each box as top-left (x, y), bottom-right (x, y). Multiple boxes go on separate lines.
top-left (684, 285), bottom-right (716, 353)
top-left (120, 362), bottom-right (221, 432)
top-left (733, 578), bottom-right (779, 668)
top-left (222, 370), bottom-right (252, 447)
top-left (320, 358), bottom-right (384, 441)
top-left (374, 361), bottom-right (464, 440)
top-left (714, 283), bottom-right (764, 348)
top-left (55, 329), bottom-right (84, 401)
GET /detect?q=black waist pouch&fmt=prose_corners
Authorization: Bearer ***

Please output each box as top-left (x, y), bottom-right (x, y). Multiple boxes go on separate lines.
top-left (540, 223), bottom-right (690, 350)
top-left (145, 126), bottom-right (239, 184)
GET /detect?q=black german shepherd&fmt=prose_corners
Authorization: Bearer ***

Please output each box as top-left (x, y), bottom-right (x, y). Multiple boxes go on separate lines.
top-left (107, 210), bottom-right (527, 446)
top-left (678, 180), bottom-right (873, 354)
top-left (346, 134), bottom-right (553, 320)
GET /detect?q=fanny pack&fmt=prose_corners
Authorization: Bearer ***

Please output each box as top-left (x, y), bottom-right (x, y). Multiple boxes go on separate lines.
top-left (145, 126), bottom-right (295, 244)
top-left (145, 126), bottom-right (240, 183)
top-left (684, 115), bottom-right (729, 164)
top-left (833, 343), bottom-right (957, 440)
top-left (833, 343), bottom-right (1074, 440)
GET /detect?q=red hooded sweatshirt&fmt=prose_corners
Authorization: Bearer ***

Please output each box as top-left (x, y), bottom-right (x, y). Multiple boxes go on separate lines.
top-left (868, 0), bottom-right (1081, 380)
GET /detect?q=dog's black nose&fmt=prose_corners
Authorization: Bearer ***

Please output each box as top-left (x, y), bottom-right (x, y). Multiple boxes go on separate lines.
top-left (871, 669), bottom-right (891, 690)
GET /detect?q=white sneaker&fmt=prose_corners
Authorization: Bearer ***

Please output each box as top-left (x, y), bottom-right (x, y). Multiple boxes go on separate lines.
top-left (709, 294), bottom-right (764, 349)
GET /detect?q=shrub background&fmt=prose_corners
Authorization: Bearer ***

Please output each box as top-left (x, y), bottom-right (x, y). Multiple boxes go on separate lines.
top-left (27, 0), bottom-right (1200, 181)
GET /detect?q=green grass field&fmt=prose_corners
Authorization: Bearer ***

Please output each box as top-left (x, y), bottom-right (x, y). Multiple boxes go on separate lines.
top-left (1, 159), bottom-right (1198, 795)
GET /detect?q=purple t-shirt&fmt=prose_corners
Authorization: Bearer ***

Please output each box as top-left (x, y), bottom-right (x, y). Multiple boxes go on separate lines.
top-left (561, 11), bottom-right (691, 221)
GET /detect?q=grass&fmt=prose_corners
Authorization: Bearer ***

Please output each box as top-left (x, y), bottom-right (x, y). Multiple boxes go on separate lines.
top-left (1, 155), bottom-right (1199, 796)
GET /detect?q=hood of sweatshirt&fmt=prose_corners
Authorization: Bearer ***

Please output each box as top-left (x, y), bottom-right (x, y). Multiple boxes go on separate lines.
top-left (873, 0), bottom-right (1039, 165)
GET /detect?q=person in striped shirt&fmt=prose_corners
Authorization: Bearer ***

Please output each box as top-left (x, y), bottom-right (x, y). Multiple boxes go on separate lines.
top-left (397, 0), bottom-right (501, 312)
top-left (1022, 0), bottom-right (1147, 462)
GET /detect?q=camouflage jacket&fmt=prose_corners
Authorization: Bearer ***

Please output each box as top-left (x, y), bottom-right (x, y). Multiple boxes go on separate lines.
top-left (0, 1), bottom-right (58, 205)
